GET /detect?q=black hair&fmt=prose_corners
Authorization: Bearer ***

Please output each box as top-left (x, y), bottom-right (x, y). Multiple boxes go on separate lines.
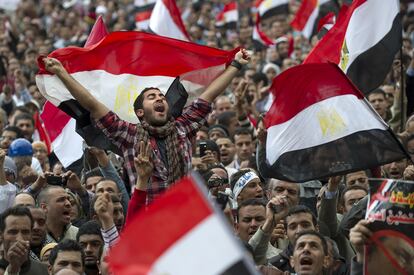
top-left (76, 220), bottom-right (103, 241)
top-left (340, 185), bottom-right (368, 207)
top-left (133, 87), bottom-right (161, 111)
top-left (81, 167), bottom-right (103, 185)
top-left (294, 230), bottom-right (328, 256)
top-left (49, 239), bottom-right (85, 267)
top-left (252, 72), bottom-right (268, 86)
top-left (368, 88), bottom-right (386, 99)
top-left (0, 206), bottom-right (33, 232)
top-left (196, 139), bottom-right (221, 161)
top-left (236, 198), bottom-right (267, 222)
top-left (14, 113), bottom-right (34, 127)
top-left (234, 127), bottom-right (253, 138)
top-left (284, 205), bottom-right (317, 229)
top-left (216, 111), bottom-right (236, 127)
top-left (3, 125), bottom-right (23, 138)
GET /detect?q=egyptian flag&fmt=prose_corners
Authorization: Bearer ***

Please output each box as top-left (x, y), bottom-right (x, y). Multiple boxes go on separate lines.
top-left (317, 12), bottom-right (336, 38)
top-left (39, 16), bottom-right (110, 167)
top-left (291, 0), bottom-right (339, 39)
top-left (134, 0), bottom-right (156, 30)
top-left (252, 14), bottom-right (274, 49)
top-left (304, 0), bottom-right (401, 95)
top-left (263, 63), bottom-right (407, 182)
top-left (254, 0), bottom-right (289, 20)
top-left (108, 175), bottom-right (259, 275)
top-left (149, 0), bottom-right (190, 41)
top-left (215, 2), bottom-right (238, 29)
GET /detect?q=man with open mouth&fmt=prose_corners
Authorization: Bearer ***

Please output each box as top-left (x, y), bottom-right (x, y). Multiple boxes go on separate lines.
top-left (43, 49), bottom-right (250, 205)
top-left (290, 231), bottom-right (329, 275)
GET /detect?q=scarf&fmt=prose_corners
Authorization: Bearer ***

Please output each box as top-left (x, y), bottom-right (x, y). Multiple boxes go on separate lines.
top-left (139, 119), bottom-right (185, 184)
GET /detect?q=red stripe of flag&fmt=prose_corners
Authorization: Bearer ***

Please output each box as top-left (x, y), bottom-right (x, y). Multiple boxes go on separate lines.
top-left (40, 101), bottom-right (72, 142)
top-left (38, 32), bottom-right (236, 77)
top-left (135, 10), bottom-right (152, 21)
top-left (291, 0), bottom-right (318, 31)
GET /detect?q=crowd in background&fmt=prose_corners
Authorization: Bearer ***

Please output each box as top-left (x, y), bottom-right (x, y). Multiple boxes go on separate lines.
top-left (0, 0), bottom-right (414, 275)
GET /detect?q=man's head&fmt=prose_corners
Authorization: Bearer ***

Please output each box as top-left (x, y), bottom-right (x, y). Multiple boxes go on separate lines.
top-left (95, 179), bottom-right (120, 196)
top-left (133, 87), bottom-right (170, 126)
top-left (231, 169), bottom-right (263, 203)
top-left (234, 127), bottom-right (254, 162)
top-left (235, 198), bottom-right (266, 242)
top-left (76, 221), bottom-right (103, 270)
top-left (285, 205), bottom-right (318, 244)
top-left (382, 159), bottom-right (408, 179)
top-left (32, 141), bottom-right (48, 164)
top-left (267, 179), bottom-right (300, 206)
top-left (29, 207), bottom-right (47, 247)
top-left (290, 231), bottom-right (329, 275)
top-left (38, 186), bottom-right (72, 228)
top-left (340, 185), bottom-right (368, 214)
top-left (208, 124), bottom-right (229, 142)
top-left (82, 168), bottom-right (103, 194)
top-left (0, 126), bottom-right (22, 150)
top-left (214, 96), bottom-right (233, 115)
top-left (368, 88), bottom-right (388, 119)
top-left (48, 240), bottom-right (85, 275)
top-left (345, 171), bottom-right (369, 189)
top-left (216, 111), bottom-right (238, 137)
top-left (0, 206), bottom-right (33, 260)
top-left (216, 137), bottom-right (236, 166)
top-left (13, 113), bottom-right (35, 140)
top-left (13, 192), bottom-right (35, 207)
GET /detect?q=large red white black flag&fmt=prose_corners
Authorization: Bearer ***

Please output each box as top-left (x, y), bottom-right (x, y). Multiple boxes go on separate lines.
top-left (108, 175), bottom-right (259, 275)
top-left (263, 63), bottom-right (407, 182)
top-left (304, 0), bottom-right (401, 94)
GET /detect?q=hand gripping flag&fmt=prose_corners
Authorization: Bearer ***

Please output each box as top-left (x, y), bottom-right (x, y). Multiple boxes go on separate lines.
top-left (304, 0), bottom-right (401, 95)
top-left (36, 31), bottom-right (237, 125)
top-left (108, 174), bottom-right (260, 275)
top-left (262, 63), bottom-right (408, 182)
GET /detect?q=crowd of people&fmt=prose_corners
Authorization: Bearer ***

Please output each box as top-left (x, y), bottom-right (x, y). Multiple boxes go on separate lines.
top-left (0, 0), bottom-right (414, 275)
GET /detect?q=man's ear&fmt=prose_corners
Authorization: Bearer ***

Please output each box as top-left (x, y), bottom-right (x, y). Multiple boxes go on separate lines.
top-left (290, 255), bottom-right (295, 270)
top-left (135, 109), bottom-right (144, 119)
top-left (323, 255), bottom-right (330, 269)
top-left (40, 202), bottom-right (48, 213)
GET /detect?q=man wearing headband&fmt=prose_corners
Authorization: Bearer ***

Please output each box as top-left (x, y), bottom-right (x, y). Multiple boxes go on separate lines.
top-left (230, 169), bottom-right (263, 208)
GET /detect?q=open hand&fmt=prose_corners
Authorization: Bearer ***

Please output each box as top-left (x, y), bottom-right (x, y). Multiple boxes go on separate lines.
top-left (134, 141), bottom-right (153, 183)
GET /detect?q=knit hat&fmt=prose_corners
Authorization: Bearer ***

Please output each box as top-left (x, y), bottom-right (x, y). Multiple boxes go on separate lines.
top-left (40, 243), bottom-right (58, 260)
top-left (208, 124), bottom-right (229, 138)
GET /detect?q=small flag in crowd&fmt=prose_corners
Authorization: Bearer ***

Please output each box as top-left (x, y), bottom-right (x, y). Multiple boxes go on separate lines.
top-left (149, 0), bottom-right (190, 41)
top-left (316, 12), bottom-right (336, 38)
top-left (134, 0), bottom-right (156, 30)
top-left (215, 1), bottom-right (238, 29)
top-left (40, 16), bottom-right (109, 167)
top-left (304, 0), bottom-right (401, 94)
top-left (263, 63), bottom-right (407, 182)
top-left (290, 0), bottom-right (338, 39)
top-left (254, 0), bottom-right (289, 20)
top-left (252, 14), bottom-right (274, 49)
top-left (108, 175), bottom-right (259, 275)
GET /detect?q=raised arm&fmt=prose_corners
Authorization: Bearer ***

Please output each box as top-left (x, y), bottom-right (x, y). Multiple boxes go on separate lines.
top-left (43, 57), bottom-right (109, 119)
top-left (199, 49), bottom-right (250, 103)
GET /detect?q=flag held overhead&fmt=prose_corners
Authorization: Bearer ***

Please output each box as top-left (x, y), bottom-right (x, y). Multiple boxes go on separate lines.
top-left (263, 63), bottom-right (408, 182)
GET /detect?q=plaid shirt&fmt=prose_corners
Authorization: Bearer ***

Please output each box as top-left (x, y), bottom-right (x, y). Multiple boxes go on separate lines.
top-left (96, 98), bottom-right (211, 204)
